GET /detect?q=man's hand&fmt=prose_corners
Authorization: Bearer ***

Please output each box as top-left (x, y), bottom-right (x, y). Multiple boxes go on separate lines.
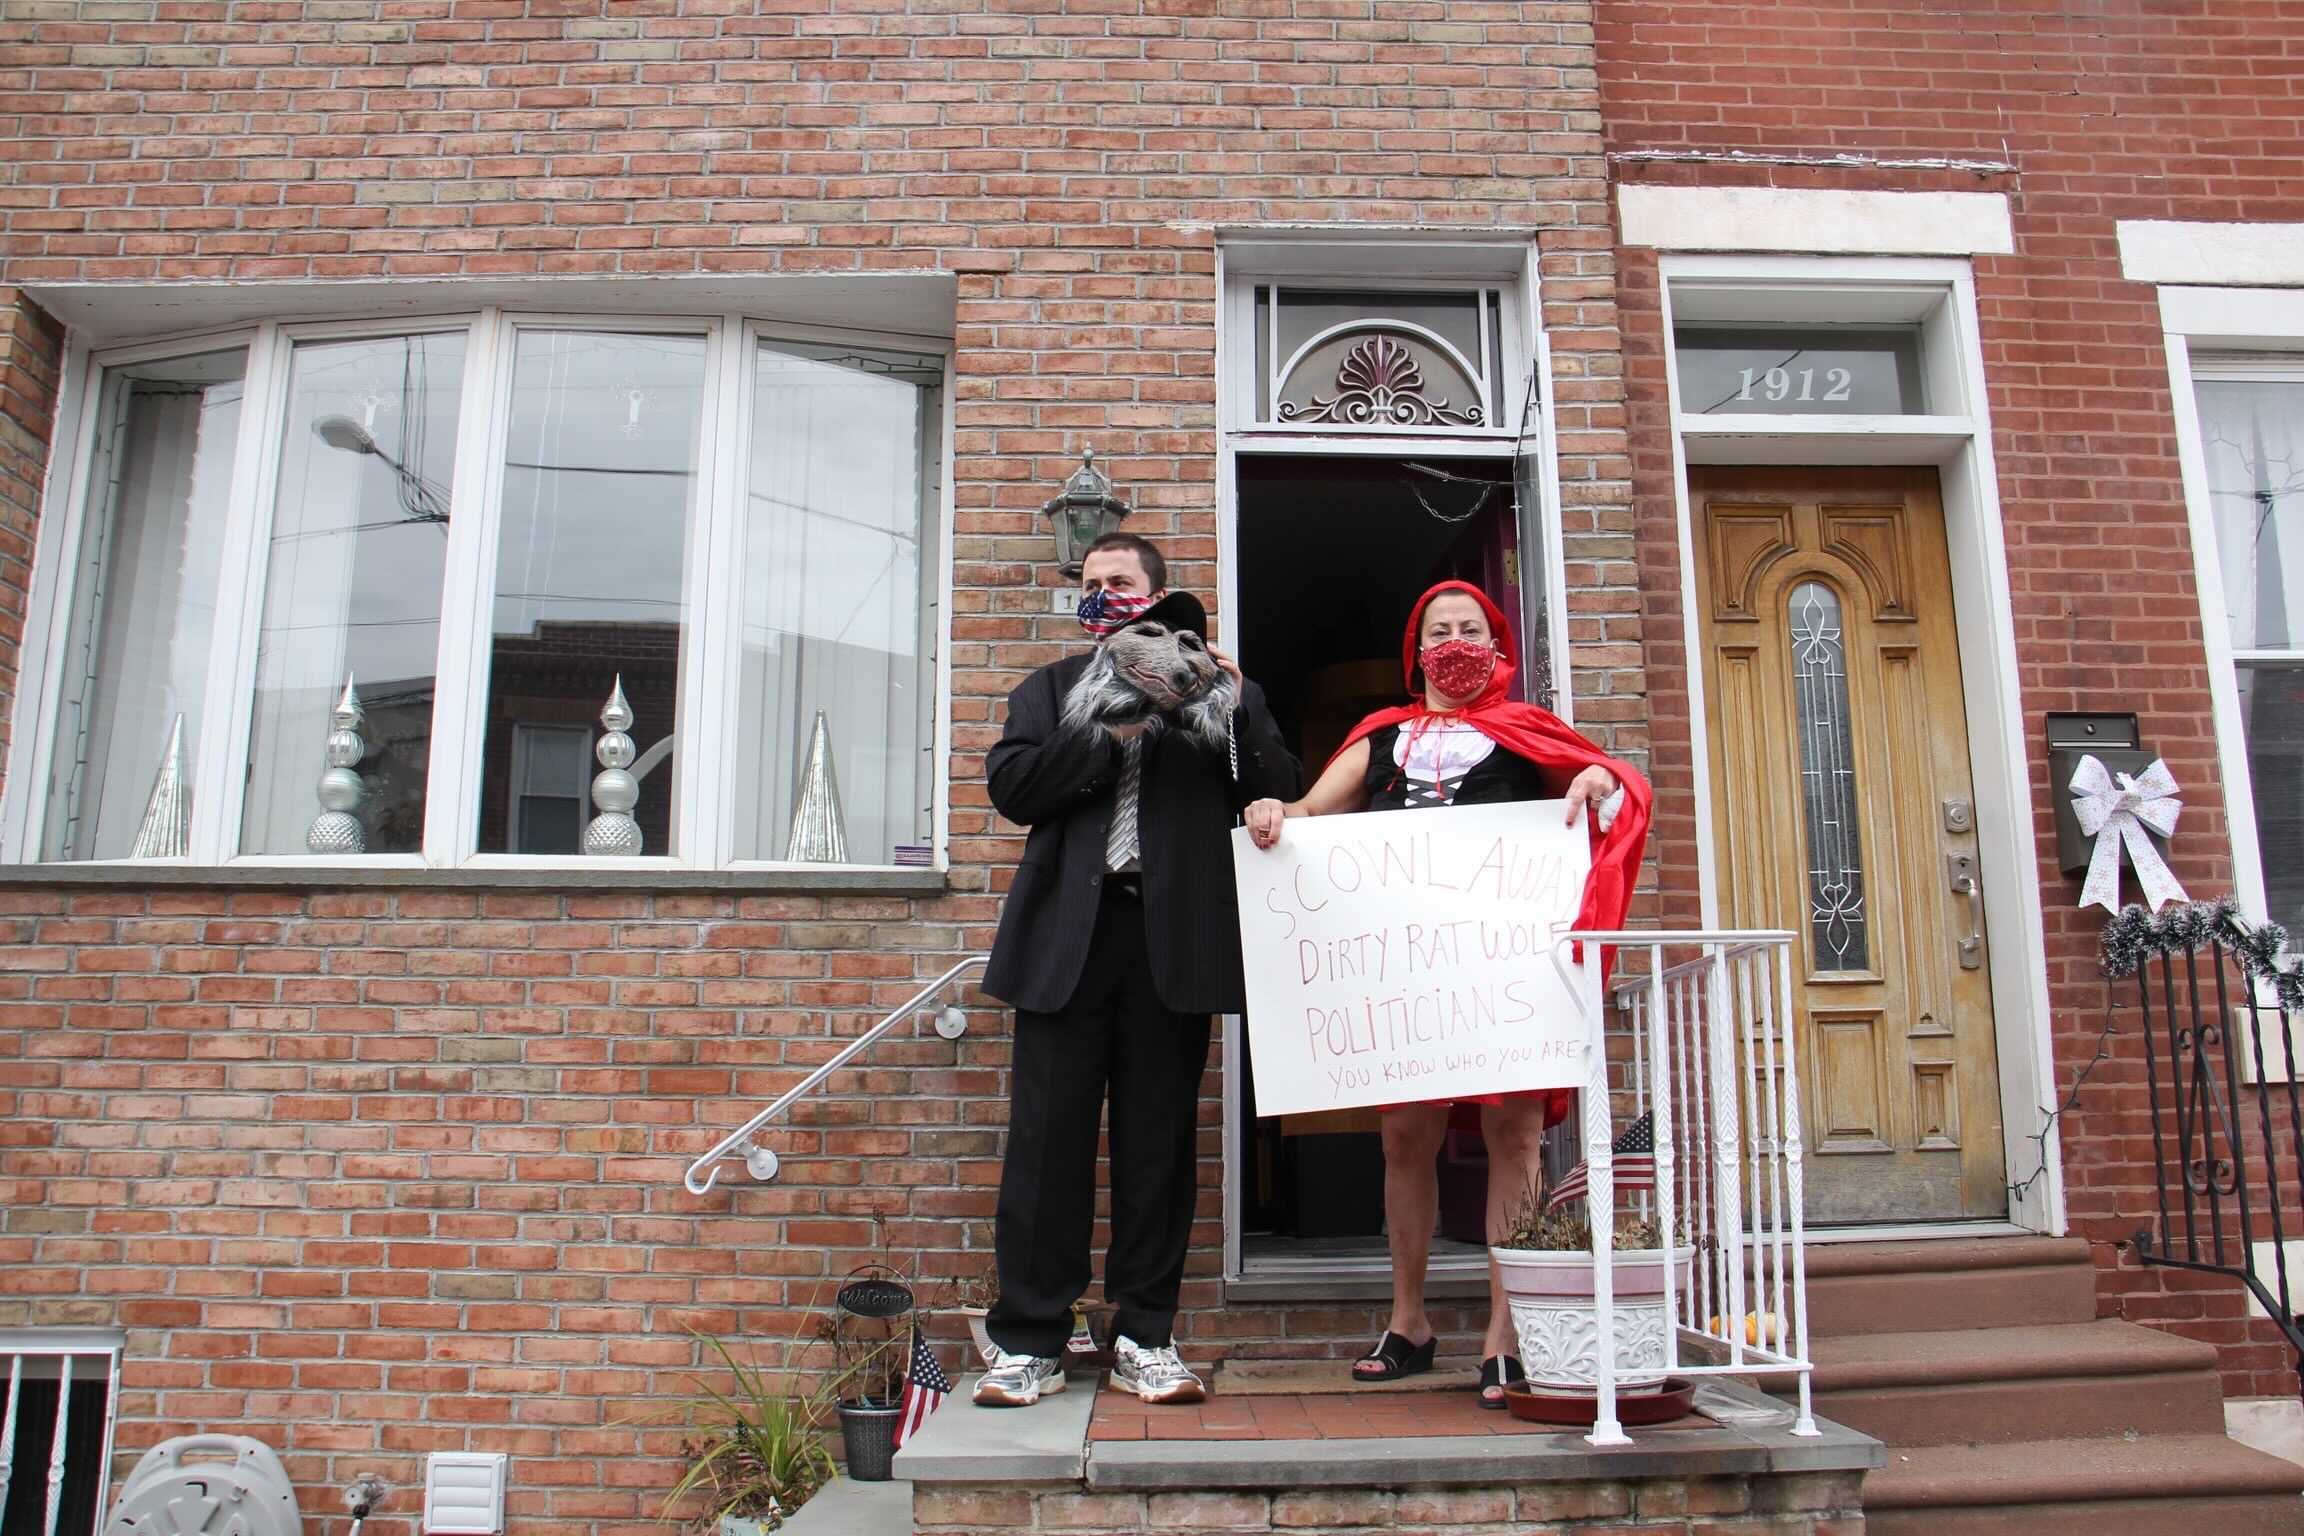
top-left (1244, 797), bottom-right (1287, 849)
top-left (1562, 764), bottom-right (1619, 826)
top-left (1208, 643), bottom-right (1244, 689)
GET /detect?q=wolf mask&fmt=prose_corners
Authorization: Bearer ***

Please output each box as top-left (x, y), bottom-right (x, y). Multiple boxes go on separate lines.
top-left (1060, 601), bottom-right (1237, 752)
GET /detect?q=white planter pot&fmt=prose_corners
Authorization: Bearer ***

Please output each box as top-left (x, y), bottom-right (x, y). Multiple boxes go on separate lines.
top-left (718, 1510), bottom-right (779, 1536)
top-left (1491, 1245), bottom-right (1696, 1394)
top-left (957, 1308), bottom-right (996, 1367)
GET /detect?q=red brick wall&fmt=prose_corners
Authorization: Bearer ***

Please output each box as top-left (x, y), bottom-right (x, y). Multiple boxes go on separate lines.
top-left (0, 4), bottom-right (1634, 1531)
top-left (1596, 0), bottom-right (2300, 1394)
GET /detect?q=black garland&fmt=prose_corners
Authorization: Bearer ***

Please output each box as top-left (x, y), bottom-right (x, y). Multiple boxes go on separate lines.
top-left (2099, 897), bottom-right (2303, 1014)
top-left (2005, 899), bottom-right (2302, 1208)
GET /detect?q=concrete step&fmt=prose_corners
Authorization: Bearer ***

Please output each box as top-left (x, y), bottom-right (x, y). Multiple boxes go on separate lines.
top-left (1802, 1236), bottom-right (2099, 1336)
top-left (776, 1475), bottom-right (910, 1536)
top-left (1807, 1319), bottom-right (2228, 1445)
top-left (1863, 1433), bottom-right (2304, 1536)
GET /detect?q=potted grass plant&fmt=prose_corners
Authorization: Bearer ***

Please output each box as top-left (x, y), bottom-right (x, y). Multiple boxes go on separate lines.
top-left (1490, 1188), bottom-right (1695, 1395)
top-left (659, 1333), bottom-right (835, 1535)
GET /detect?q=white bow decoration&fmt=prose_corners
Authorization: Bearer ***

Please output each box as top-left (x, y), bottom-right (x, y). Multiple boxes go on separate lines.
top-left (2070, 754), bottom-right (2188, 914)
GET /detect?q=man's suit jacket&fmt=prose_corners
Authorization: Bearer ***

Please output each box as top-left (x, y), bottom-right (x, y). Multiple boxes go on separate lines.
top-left (981, 652), bottom-right (1300, 1016)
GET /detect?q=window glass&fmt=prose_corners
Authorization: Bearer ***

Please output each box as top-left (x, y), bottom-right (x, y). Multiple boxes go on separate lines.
top-left (241, 332), bottom-right (464, 855)
top-left (2197, 374), bottom-right (2304, 935)
top-left (1789, 580), bottom-right (1869, 971)
top-left (477, 329), bottom-right (706, 856)
top-left (512, 723), bottom-right (589, 855)
top-left (41, 348), bottom-right (245, 861)
top-left (735, 339), bottom-right (940, 863)
top-left (2194, 378), bottom-right (2304, 653)
top-left (1674, 327), bottom-right (1924, 415)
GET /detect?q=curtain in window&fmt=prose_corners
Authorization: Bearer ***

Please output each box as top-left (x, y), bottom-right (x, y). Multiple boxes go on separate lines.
top-left (736, 341), bottom-right (939, 863)
top-left (41, 351), bottom-right (244, 861)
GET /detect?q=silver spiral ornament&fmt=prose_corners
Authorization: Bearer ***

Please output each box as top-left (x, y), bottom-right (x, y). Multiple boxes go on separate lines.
top-left (306, 675), bottom-right (367, 854)
top-left (583, 676), bottom-right (644, 856)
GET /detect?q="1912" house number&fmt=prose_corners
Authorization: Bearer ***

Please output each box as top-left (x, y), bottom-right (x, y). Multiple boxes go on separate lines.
top-left (1737, 366), bottom-right (1854, 404)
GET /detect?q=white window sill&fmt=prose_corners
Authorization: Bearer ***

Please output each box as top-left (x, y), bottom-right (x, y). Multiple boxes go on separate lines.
top-left (0, 863), bottom-right (950, 894)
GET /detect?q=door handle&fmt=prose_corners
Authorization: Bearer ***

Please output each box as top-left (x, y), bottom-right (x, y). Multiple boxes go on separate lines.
top-left (1946, 852), bottom-right (1983, 970)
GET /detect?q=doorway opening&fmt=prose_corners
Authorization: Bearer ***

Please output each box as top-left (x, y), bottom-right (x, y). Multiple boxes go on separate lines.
top-left (1233, 450), bottom-right (1536, 1271)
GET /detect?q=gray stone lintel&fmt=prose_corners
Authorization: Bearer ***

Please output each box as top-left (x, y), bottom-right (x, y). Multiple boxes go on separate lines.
top-left (891, 1371), bottom-right (1096, 1484)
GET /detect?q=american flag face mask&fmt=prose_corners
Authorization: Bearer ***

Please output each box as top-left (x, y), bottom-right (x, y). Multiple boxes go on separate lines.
top-left (1077, 586), bottom-right (1158, 638)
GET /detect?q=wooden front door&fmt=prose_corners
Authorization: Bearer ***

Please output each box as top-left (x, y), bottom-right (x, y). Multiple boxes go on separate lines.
top-left (1692, 466), bottom-right (2006, 1222)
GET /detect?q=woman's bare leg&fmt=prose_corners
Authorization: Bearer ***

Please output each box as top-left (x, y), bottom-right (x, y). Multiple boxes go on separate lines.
top-left (1352, 1105), bottom-right (1449, 1376)
top-left (1480, 1099), bottom-right (1550, 1365)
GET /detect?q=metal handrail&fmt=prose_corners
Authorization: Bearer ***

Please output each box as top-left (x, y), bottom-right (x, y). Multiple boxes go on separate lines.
top-left (682, 954), bottom-right (987, 1195)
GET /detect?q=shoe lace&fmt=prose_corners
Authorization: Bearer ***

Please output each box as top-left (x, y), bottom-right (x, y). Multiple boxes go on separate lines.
top-left (1127, 1341), bottom-right (1191, 1379)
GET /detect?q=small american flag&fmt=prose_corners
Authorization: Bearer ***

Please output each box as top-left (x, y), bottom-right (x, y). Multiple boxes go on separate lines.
top-left (1545, 1111), bottom-right (1657, 1214)
top-left (894, 1324), bottom-right (949, 1448)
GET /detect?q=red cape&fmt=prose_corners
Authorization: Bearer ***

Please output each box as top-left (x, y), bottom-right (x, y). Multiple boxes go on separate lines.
top-left (1329, 580), bottom-right (1653, 944)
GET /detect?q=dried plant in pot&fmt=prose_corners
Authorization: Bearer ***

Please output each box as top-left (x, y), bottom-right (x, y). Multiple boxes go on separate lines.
top-left (656, 1333), bottom-right (836, 1536)
top-left (1490, 1188), bottom-right (1695, 1396)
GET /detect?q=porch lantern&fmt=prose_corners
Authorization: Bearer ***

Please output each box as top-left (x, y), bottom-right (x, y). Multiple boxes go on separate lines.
top-left (1042, 448), bottom-right (1130, 577)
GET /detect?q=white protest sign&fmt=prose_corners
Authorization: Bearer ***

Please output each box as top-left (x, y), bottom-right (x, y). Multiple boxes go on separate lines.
top-left (1230, 800), bottom-right (1594, 1118)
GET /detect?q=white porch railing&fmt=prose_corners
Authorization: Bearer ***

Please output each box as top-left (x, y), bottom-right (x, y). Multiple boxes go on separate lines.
top-left (1553, 929), bottom-right (1816, 1447)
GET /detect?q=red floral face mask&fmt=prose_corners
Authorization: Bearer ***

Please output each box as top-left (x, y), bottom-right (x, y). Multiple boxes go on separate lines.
top-left (1420, 638), bottom-right (1497, 700)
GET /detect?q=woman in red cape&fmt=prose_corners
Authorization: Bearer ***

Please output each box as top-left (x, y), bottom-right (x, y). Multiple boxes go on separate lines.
top-left (1243, 579), bottom-right (1652, 1406)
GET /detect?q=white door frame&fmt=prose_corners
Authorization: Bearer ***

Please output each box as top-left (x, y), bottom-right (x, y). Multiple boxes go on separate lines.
top-left (1212, 233), bottom-right (1567, 1280)
top-left (1658, 253), bottom-right (2061, 1236)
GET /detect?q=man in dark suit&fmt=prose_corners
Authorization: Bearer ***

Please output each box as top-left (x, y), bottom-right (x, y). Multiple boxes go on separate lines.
top-left (974, 531), bottom-right (1298, 1408)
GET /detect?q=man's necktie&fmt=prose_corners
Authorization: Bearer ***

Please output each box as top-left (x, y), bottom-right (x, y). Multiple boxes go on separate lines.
top-left (1106, 735), bottom-right (1142, 871)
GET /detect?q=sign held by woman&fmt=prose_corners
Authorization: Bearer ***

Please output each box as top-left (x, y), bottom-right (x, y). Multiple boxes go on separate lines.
top-left (1230, 800), bottom-right (1593, 1117)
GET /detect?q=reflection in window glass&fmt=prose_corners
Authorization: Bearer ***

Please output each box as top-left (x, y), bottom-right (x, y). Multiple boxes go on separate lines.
top-left (2198, 374), bottom-right (2304, 935)
top-left (478, 329), bottom-right (705, 856)
top-left (242, 332), bottom-right (464, 855)
top-left (2195, 379), bottom-right (2304, 653)
top-left (737, 340), bottom-right (939, 863)
top-left (1789, 581), bottom-right (1869, 971)
top-left (42, 349), bottom-right (246, 861)
top-left (512, 723), bottom-right (590, 854)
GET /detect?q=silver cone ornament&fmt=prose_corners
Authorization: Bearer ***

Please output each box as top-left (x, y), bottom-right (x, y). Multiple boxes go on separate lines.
top-left (306, 675), bottom-right (368, 854)
top-left (784, 709), bottom-right (848, 863)
top-left (130, 713), bottom-right (191, 859)
top-left (583, 676), bottom-right (644, 856)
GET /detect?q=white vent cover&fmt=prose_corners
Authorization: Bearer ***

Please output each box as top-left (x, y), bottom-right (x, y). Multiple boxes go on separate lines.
top-left (423, 1451), bottom-right (507, 1535)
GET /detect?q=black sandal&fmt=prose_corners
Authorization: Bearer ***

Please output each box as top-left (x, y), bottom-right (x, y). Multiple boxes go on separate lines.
top-left (1476, 1353), bottom-right (1525, 1409)
top-left (1349, 1330), bottom-right (1436, 1382)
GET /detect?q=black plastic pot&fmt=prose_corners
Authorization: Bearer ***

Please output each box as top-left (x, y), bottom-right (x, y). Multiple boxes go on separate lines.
top-left (838, 1398), bottom-right (903, 1482)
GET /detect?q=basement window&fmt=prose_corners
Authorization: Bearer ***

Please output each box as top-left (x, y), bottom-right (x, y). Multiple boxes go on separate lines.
top-left (0, 1330), bottom-right (122, 1536)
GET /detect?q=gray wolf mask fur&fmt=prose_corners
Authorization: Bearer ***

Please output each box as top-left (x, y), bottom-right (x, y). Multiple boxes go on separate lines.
top-left (1061, 619), bottom-right (1238, 750)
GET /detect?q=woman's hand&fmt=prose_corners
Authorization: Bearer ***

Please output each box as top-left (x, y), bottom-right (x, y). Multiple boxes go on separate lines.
top-left (1208, 643), bottom-right (1245, 689)
top-left (1562, 764), bottom-right (1619, 826)
top-left (1245, 797), bottom-right (1289, 849)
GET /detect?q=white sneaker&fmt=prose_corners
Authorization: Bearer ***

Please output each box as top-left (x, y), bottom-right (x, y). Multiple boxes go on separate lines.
top-left (1110, 1334), bottom-right (1205, 1405)
top-left (972, 1349), bottom-right (1065, 1407)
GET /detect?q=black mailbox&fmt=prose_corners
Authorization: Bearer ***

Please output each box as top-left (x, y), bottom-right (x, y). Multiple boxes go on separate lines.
top-left (2047, 712), bottom-right (2155, 874)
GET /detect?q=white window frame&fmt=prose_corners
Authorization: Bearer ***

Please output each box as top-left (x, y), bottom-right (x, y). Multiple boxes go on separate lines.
top-left (1, 306), bottom-right (956, 874)
top-left (2156, 286), bottom-right (2304, 929)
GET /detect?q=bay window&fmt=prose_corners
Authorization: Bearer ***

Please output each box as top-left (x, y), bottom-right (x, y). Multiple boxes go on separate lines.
top-left (10, 312), bottom-right (947, 871)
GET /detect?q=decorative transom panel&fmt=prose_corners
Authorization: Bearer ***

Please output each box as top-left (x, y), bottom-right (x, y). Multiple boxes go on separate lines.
top-left (1251, 284), bottom-right (1511, 434)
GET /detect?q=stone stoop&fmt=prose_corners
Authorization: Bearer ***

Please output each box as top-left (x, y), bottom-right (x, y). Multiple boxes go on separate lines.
top-left (1790, 1236), bottom-right (2304, 1534)
top-left (890, 1366), bottom-right (1881, 1536)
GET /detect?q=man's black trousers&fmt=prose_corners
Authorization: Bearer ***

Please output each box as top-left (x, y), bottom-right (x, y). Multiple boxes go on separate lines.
top-left (987, 882), bottom-right (1213, 1359)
